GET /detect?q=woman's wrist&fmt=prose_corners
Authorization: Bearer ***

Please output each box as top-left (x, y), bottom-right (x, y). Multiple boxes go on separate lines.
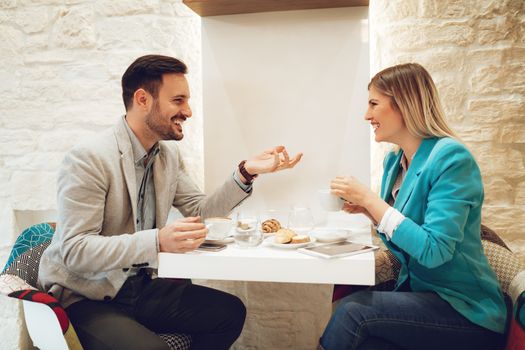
top-left (362, 192), bottom-right (378, 211)
top-left (364, 195), bottom-right (390, 224)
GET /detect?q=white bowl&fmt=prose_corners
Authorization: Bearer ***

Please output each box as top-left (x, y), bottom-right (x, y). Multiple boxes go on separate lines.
top-left (309, 228), bottom-right (349, 243)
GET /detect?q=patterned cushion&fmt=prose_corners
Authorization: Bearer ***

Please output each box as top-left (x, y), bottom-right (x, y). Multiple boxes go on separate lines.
top-left (1, 222), bottom-right (55, 287)
top-left (366, 240), bottom-right (524, 296)
top-left (375, 249), bottom-right (401, 285)
top-left (482, 241), bottom-right (524, 295)
top-left (332, 249), bottom-right (400, 302)
top-left (158, 333), bottom-right (192, 350)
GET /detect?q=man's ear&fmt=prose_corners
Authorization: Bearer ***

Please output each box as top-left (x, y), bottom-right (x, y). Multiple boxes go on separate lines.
top-left (133, 88), bottom-right (150, 111)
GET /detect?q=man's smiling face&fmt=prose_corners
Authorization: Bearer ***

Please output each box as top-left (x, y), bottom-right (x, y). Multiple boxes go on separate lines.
top-left (145, 73), bottom-right (192, 141)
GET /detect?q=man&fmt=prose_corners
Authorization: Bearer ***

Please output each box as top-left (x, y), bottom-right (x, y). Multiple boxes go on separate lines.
top-left (38, 54), bottom-right (302, 350)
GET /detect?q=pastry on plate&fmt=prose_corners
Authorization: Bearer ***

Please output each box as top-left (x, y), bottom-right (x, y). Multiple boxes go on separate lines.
top-left (275, 228), bottom-right (296, 244)
top-left (291, 235), bottom-right (310, 244)
top-left (261, 219), bottom-right (281, 233)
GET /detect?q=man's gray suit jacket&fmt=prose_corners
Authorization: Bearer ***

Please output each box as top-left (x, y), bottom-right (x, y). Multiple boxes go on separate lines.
top-left (38, 117), bottom-right (250, 307)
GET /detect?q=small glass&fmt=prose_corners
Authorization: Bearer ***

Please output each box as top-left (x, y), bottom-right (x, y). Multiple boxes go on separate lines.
top-left (234, 211), bottom-right (262, 248)
top-left (288, 207), bottom-right (315, 235)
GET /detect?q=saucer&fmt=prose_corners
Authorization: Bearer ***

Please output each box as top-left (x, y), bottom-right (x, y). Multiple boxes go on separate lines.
top-left (309, 228), bottom-right (349, 243)
top-left (205, 236), bottom-right (234, 244)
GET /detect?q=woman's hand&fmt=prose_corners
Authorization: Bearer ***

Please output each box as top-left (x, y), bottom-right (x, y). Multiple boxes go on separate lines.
top-left (330, 176), bottom-right (390, 224)
top-left (342, 202), bottom-right (377, 225)
top-left (330, 176), bottom-right (373, 206)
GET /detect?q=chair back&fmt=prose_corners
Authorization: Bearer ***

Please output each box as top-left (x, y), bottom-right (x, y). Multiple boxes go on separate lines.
top-left (0, 222), bottom-right (192, 350)
top-left (1, 222), bottom-right (56, 288)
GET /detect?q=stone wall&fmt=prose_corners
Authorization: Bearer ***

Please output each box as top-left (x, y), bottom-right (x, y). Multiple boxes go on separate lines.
top-left (0, 1), bottom-right (202, 348)
top-left (369, 0), bottom-right (525, 262)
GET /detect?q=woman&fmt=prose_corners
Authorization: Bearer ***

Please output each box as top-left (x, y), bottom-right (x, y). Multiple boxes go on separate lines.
top-left (321, 63), bottom-right (506, 350)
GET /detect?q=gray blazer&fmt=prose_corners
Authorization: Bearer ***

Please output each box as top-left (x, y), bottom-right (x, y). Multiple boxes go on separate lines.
top-left (38, 117), bottom-right (250, 307)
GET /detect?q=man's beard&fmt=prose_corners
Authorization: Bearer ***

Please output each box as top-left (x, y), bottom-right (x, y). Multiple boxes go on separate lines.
top-left (145, 101), bottom-right (184, 141)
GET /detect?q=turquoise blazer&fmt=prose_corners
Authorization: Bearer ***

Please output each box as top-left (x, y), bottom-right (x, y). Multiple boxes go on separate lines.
top-left (379, 137), bottom-right (506, 333)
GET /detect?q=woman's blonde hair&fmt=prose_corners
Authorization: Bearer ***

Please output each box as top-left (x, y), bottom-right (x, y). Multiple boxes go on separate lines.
top-left (369, 63), bottom-right (456, 139)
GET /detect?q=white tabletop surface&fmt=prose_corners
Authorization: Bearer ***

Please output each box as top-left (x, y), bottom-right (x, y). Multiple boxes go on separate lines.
top-left (158, 226), bottom-right (375, 286)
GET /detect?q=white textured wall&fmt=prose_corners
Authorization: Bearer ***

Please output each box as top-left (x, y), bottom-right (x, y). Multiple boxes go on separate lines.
top-left (369, 0), bottom-right (525, 262)
top-left (0, 1), bottom-right (202, 348)
top-left (199, 8), bottom-right (369, 349)
top-left (202, 8), bottom-right (370, 210)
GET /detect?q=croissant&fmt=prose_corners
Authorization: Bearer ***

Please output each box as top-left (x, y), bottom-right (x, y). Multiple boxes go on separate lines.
top-left (261, 219), bottom-right (281, 233)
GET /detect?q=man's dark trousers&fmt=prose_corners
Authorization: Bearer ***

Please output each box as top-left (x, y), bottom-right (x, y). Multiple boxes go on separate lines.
top-left (66, 271), bottom-right (246, 350)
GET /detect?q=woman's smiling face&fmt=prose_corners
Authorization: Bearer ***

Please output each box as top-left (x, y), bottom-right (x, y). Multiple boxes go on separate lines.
top-left (365, 86), bottom-right (406, 144)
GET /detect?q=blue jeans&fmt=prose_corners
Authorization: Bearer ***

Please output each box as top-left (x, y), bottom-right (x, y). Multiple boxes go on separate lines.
top-left (320, 290), bottom-right (504, 350)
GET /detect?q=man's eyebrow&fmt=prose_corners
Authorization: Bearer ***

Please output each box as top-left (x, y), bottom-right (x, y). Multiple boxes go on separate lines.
top-left (172, 94), bottom-right (189, 99)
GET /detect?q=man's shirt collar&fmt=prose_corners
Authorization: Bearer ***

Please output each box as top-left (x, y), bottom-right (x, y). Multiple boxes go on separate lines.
top-left (123, 116), bottom-right (159, 165)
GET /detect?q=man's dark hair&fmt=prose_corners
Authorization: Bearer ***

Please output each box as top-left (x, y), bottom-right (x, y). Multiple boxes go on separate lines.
top-left (121, 54), bottom-right (188, 111)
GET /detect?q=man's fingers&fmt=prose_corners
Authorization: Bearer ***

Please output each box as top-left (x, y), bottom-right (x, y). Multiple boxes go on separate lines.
top-left (159, 227), bottom-right (207, 253)
top-left (263, 146), bottom-right (279, 154)
top-left (282, 149), bottom-right (290, 164)
top-left (271, 152), bottom-right (280, 170)
top-left (172, 237), bottom-right (206, 253)
top-left (288, 153), bottom-right (303, 167)
top-left (173, 228), bottom-right (208, 240)
top-left (275, 152), bottom-right (303, 170)
top-left (178, 216), bottom-right (201, 223)
top-left (171, 221), bottom-right (206, 232)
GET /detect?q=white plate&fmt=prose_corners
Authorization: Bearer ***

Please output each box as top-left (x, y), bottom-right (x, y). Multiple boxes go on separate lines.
top-left (268, 236), bottom-right (316, 249)
top-left (205, 236), bottom-right (234, 244)
top-left (309, 228), bottom-right (349, 243)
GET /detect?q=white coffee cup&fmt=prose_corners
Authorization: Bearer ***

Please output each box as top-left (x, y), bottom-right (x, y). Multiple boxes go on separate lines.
top-left (204, 217), bottom-right (233, 239)
top-left (317, 189), bottom-right (344, 211)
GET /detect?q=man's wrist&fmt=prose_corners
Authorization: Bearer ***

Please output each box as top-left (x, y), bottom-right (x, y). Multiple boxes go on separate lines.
top-left (238, 160), bottom-right (258, 184)
top-left (233, 169), bottom-right (252, 192)
top-left (243, 160), bottom-right (256, 175)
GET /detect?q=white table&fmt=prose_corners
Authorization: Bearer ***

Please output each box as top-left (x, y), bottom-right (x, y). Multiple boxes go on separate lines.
top-left (158, 229), bottom-right (375, 285)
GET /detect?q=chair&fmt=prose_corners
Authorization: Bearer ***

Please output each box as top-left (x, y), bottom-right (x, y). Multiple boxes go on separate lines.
top-left (333, 225), bottom-right (525, 350)
top-left (0, 222), bottom-right (192, 350)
